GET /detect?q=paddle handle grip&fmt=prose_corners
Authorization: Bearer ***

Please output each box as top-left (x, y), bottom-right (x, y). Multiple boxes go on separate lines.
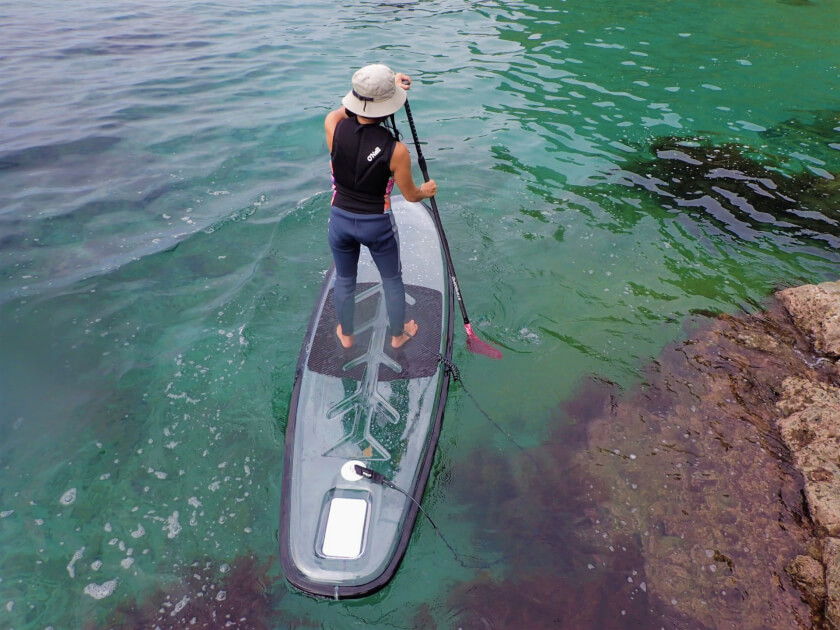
top-left (403, 100), bottom-right (431, 183)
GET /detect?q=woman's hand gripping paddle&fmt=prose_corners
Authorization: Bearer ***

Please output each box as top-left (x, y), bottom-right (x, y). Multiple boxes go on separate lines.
top-left (403, 98), bottom-right (502, 359)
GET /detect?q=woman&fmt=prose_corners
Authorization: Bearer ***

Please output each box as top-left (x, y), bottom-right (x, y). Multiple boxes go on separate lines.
top-left (324, 64), bottom-right (437, 350)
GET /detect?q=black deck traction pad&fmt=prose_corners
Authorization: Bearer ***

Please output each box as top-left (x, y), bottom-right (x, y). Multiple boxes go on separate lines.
top-left (307, 283), bottom-right (443, 381)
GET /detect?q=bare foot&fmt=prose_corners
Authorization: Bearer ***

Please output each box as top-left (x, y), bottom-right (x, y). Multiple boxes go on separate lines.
top-left (336, 324), bottom-right (354, 349)
top-left (391, 320), bottom-right (418, 349)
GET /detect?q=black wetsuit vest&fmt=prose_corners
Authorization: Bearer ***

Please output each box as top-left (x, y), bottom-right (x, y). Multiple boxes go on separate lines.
top-left (330, 116), bottom-right (397, 214)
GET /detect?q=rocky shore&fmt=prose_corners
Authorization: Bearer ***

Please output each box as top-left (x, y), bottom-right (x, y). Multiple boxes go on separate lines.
top-left (776, 281), bottom-right (840, 628)
top-left (447, 279), bottom-right (840, 629)
top-left (579, 278), bottom-right (840, 629)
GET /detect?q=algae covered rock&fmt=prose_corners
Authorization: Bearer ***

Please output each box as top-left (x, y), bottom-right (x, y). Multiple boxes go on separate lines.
top-left (779, 281), bottom-right (840, 360)
top-left (786, 553), bottom-right (826, 608)
top-left (776, 377), bottom-right (840, 541)
top-left (825, 538), bottom-right (840, 630)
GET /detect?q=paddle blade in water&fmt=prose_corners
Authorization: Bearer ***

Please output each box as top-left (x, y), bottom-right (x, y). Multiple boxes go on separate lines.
top-left (465, 323), bottom-right (502, 359)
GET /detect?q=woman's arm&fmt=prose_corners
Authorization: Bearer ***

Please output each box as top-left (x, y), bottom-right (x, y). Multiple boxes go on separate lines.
top-left (390, 142), bottom-right (436, 202)
top-left (324, 107), bottom-right (348, 152)
top-left (390, 72), bottom-right (436, 202)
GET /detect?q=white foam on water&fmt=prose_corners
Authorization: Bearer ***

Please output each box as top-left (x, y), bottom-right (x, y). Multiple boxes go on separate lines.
top-left (60, 488), bottom-right (77, 505)
top-left (164, 511), bottom-right (181, 539)
top-left (84, 578), bottom-right (118, 600)
top-left (172, 595), bottom-right (189, 615)
top-left (737, 120), bottom-right (767, 132)
top-left (66, 547), bottom-right (85, 578)
top-left (518, 327), bottom-right (541, 344)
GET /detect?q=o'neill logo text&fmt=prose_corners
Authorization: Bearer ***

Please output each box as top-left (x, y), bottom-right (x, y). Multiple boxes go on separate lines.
top-left (367, 147), bottom-right (381, 162)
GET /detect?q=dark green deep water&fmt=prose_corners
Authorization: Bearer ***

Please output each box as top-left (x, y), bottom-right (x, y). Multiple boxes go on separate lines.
top-left (1, 0), bottom-right (838, 628)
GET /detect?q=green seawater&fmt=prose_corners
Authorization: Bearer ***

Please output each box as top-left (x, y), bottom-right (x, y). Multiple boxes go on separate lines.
top-left (1, 0), bottom-right (838, 627)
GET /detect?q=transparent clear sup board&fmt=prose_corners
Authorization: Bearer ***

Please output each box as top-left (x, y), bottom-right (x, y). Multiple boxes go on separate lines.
top-left (280, 196), bottom-right (454, 598)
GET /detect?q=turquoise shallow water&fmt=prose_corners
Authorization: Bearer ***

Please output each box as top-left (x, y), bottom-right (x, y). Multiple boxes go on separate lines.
top-left (1, 0), bottom-right (838, 628)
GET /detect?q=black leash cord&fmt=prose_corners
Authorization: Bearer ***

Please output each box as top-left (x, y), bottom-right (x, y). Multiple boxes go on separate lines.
top-left (406, 332), bottom-right (535, 464)
top-left (434, 351), bottom-right (539, 469)
top-left (354, 465), bottom-right (486, 569)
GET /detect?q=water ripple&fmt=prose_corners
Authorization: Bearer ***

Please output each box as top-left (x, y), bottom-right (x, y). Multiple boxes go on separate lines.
top-left (1, 0), bottom-right (839, 627)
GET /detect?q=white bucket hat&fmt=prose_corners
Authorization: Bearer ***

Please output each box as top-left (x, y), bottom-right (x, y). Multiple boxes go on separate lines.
top-left (342, 64), bottom-right (407, 118)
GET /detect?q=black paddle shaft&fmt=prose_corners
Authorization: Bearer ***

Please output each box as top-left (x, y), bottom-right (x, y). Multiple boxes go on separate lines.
top-left (403, 99), bottom-right (471, 327)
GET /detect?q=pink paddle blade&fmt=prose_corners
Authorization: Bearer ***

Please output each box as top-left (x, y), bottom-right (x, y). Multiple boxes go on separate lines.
top-left (465, 323), bottom-right (502, 359)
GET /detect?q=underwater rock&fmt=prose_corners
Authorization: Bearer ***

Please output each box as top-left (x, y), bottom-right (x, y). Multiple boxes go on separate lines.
top-left (101, 555), bottom-right (295, 630)
top-left (573, 306), bottom-right (820, 629)
top-left (449, 279), bottom-right (840, 629)
top-left (616, 118), bottom-right (840, 255)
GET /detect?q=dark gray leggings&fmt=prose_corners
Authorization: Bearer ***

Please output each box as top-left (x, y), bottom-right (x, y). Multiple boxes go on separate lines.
top-left (328, 205), bottom-right (405, 337)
